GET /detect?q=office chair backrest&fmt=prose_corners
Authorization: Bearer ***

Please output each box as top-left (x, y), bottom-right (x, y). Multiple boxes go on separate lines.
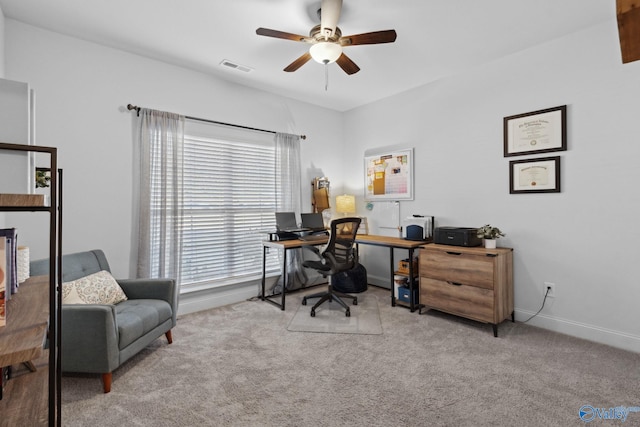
top-left (322, 217), bottom-right (361, 274)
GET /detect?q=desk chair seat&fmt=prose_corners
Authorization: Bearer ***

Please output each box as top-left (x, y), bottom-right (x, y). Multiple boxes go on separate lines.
top-left (302, 217), bottom-right (361, 317)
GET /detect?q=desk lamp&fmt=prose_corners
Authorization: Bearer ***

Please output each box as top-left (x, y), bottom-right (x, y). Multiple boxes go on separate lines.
top-left (335, 194), bottom-right (356, 217)
top-left (335, 194), bottom-right (356, 234)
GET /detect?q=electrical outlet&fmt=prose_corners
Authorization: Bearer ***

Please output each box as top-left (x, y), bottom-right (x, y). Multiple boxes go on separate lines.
top-left (544, 282), bottom-right (556, 298)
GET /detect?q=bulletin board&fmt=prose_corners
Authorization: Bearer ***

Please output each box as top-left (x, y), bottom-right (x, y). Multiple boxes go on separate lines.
top-left (364, 146), bottom-right (414, 201)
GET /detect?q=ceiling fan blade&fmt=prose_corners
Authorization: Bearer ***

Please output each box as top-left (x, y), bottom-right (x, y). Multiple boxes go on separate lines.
top-left (340, 30), bottom-right (397, 46)
top-left (335, 53), bottom-right (360, 75)
top-left (284, 52), bottom-right (313, 72)
top-left (617, 0), bottom-right (640, 63)
top-left (256, 28), bottom-right (313, 43)
top-left (320, 0), bottom-right (343, 40)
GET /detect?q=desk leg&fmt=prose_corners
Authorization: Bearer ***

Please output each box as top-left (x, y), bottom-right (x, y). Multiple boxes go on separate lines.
top-left (408, 248), bottom-right (415, 312)
top-left (280, 249), bottom-right (287, 311)
top-left (390, 247), bottom-right (396, 307)
top-left (261, 246), bottom-right (267, 301)
top-left (261, 245), bottom-right (287, 311)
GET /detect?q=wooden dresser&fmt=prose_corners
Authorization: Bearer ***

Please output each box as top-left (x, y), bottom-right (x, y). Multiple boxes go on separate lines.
top-left (419, 244), bottom-right (513, 337)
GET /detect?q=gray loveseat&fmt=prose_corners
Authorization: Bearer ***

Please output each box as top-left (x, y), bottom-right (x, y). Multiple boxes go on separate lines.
top-left (31, 249), bottom-right (178, 393)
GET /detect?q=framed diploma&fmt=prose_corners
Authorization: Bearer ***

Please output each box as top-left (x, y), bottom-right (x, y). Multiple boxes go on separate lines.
top-left (364, 147), bottom-right (414, 201)
top-left (509, 156), bottom-right (560, 194)
top-left (504, 105), bottom-right (567, 157)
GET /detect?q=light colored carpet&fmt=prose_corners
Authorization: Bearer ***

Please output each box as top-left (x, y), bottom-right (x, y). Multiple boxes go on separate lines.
top-left (287, 289), bottom-right (382, 335)
top-left (61, 286), bottom-right (640, 427)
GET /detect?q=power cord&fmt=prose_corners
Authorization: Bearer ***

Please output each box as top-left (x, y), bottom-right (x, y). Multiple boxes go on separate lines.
top-left (523, 286), bottom-right (551, 323)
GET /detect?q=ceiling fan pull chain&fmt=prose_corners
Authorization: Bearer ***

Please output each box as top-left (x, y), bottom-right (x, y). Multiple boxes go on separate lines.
top-left (324, 61), bottom-right (329, 91)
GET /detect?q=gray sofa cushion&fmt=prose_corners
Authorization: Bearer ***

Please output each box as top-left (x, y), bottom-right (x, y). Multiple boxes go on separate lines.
top-left (116, 299), bottom-right (173, 350)
top-left (31, 249), bottom-right (111, 281)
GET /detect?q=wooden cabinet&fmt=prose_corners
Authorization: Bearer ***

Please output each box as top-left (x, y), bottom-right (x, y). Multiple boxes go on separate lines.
top-left (419, 244), bottom-right (513, 337)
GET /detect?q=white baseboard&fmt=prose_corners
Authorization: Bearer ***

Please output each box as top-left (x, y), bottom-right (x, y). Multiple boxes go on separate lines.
top-left (515, 309), bottom-right (640, 354)
top-left (373, 272), bottom-right (639, 353)
top-left (367, 273), bottom-right (391, 289)
top-left (177, 279), bottom-right (266, 316)
top-left (176, 274), bottom-right (640, 354)
top-left (176, 273), bottom-right (330, 316)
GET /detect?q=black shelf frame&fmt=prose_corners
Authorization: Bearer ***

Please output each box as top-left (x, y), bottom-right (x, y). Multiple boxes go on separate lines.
top-left (0, 141), bottom-right (62, 426)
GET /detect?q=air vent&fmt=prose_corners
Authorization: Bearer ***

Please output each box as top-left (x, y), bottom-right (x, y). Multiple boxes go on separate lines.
top-left (220, 60), bottom-right (253, 73)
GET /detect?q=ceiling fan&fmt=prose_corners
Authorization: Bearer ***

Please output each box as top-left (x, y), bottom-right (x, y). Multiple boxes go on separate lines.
top-left (256, 0), bottom-right (397, 75)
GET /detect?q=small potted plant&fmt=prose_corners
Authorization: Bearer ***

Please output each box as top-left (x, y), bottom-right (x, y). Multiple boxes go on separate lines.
top-left (35, 169), bottom-right (51, 188)
top-left (477, 224), bottom-right (505, 249)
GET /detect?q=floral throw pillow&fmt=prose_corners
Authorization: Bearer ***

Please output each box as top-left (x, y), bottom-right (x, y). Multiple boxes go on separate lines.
top-left (62, 270), bottom-right (128, 305)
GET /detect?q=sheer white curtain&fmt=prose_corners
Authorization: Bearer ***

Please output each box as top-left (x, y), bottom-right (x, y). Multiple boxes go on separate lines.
top-left (275, 132), bottom-right (302, 212)
top-left (135, 108), bottom-right (185, 280)
top-left (272, 132), bottom-right (308, 293)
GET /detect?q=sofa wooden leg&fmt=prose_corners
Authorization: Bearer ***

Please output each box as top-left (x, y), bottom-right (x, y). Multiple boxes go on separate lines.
top-left (165, 330), bottom-right (173, 344)
top-left (102, 373), bottom-right (112, 393)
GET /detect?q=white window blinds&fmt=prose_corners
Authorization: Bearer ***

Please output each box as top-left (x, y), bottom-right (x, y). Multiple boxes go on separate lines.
top-left (179, 120), bottom-right (279, 292)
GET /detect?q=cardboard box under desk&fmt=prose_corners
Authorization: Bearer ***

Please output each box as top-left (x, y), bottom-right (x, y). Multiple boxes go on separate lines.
top-left (398, 258), bottom-right (418, 275)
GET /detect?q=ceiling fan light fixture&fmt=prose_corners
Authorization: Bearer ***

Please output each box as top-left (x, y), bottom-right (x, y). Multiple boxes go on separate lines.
top-left (310, 42), bottom-right (342, 64)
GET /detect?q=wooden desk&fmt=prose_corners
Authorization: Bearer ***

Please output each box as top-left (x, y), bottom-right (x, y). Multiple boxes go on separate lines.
top-left (261, 234), bottom-right (429, 312)
top-left (261, 237), bottom-right (329, 310)
top-left (355, 235), bottom-right (428, 312)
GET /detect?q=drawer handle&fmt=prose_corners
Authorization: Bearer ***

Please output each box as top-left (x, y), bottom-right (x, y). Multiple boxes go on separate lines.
top-left (445, 251), bottom-right (462, 256)
top-left (447, 281), bottom-right (463, 286)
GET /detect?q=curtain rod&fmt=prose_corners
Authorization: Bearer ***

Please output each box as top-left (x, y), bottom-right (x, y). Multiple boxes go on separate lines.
top-left (126, 104), bottom-right (306, 140)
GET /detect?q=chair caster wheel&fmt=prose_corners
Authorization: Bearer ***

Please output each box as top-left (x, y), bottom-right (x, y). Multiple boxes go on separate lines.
top-left (310, 309), bottom-right (316, 317)
top-left (302, 298), bottom-right (307, 306)
top-left (345, 309), bottom-right (350, 317)
top-left (353, 299), bottom-right (358, 306)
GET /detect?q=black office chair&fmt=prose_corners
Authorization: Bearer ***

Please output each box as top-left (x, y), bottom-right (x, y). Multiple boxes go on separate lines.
top-left (302, 217), bottom-right (361, 317)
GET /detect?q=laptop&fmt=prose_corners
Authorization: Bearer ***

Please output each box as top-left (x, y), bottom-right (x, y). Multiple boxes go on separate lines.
top-left (301, 213), bottom-right (327, 233)
top-left (275, 212), bottom-right (309, 233)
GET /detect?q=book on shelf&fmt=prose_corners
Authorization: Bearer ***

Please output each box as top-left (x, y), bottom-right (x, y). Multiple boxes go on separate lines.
top-left (0, 228), bottom-right (18, 295)
top-left (0, 236), bottom-right (6, 328)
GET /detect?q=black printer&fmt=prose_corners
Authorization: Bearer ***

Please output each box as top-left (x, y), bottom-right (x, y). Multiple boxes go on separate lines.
top-left (434, 227), bottom-right (482, 247)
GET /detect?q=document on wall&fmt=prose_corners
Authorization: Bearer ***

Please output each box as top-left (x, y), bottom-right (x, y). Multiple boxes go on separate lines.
top-left (506, 109), bottom-right (563, 154)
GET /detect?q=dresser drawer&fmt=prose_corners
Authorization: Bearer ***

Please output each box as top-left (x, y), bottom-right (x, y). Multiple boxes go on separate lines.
top-left (420, 248), bottom-right (494, 290)
top-left (420, 277), bottom-right (494, 323)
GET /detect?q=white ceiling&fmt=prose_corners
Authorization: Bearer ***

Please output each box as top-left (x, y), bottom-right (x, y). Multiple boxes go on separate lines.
top-left (0, 0), bottom-right (616, 112)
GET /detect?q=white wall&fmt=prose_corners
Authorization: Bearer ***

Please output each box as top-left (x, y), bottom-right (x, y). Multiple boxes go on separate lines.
top-left (344, 20), bottom-right (640, 352)
top-left (0, 6), bottom-right (5, 77)
top-left (0, 6), bottom-right (7, 226)
top-left (3, 20), bottom-right (343, 280)
top-left (4, 17), bottom-right (640, 352)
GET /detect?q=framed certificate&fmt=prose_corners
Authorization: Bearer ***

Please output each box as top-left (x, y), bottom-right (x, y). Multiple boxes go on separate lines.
top-left (509, 156), bottom-right (560, 194)
top-left (504, 105), bottom-right (567, 157)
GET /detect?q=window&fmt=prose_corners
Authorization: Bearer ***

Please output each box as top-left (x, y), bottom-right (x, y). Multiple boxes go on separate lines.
top-left (177, 120), bottom-right (279, 292)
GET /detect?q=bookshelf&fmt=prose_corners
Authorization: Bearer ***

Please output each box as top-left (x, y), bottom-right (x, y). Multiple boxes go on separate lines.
top-left (0, 142), bottom-right (61, 426)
